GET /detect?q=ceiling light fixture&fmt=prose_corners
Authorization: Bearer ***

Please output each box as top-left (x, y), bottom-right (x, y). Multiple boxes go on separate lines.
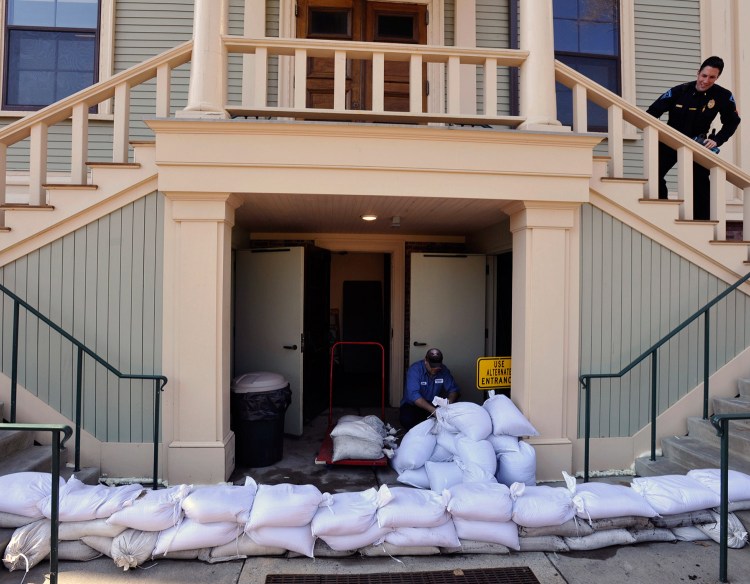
top-left (361, 214), bottom-right (378, 221)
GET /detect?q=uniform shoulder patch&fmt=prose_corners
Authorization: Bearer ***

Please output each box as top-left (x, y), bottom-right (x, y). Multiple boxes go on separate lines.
top-left (659, 89), bottom-right (672, 100)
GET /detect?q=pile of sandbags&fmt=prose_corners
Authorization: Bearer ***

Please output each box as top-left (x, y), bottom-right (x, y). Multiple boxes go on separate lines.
top-left (329, 415), bottom-right (397, 462)
top-left (391, 396), bottom-right (539, 490)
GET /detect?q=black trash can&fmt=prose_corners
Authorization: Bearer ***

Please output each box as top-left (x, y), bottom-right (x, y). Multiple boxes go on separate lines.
top-left (231, 372), bottom-right (292, 467)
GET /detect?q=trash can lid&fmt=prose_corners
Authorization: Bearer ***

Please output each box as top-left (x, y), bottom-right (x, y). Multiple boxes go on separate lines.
top-left (231, 372), bottom-right (289, 393)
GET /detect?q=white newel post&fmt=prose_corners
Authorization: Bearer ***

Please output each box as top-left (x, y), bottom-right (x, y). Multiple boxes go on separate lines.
top-left (518, 0), bottom-right (563, 130)
top-left (163, 193), bottom-right (240, 484)
top-left (179, 0), bottom-right (229, 118)
top-left (507, 201), bottom-right (580, 481)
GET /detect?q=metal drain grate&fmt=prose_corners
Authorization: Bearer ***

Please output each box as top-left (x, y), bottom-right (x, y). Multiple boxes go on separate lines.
top-left (265, 567), bottom-right (541, 583)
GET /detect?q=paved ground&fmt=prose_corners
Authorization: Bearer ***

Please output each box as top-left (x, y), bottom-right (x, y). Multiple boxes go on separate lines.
top-left (2, 407), bottom-right (750, 583)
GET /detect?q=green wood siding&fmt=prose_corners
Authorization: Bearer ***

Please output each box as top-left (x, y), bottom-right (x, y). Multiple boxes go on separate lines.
top-left (0, 193), bottom-right (165, 443)
top-left (579, 204), bottom-right (750, 438)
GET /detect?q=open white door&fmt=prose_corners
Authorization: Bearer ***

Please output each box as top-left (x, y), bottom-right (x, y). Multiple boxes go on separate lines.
top-left (234, 248), bottom-right (304, 435)
top-left (409, 253), bottom-right (486, 404)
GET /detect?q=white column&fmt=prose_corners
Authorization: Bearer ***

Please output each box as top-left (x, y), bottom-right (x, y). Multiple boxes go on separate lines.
top-left (507, 201), bottom-right (580, 481)
top-left (179, 0), bottom-right (229, 118)
top-left (162, 193), bottom-right (240, 484)
top-left (518, 0), bottom-right (564, 130)
top-left (454, 0), bottom-right (477, 115)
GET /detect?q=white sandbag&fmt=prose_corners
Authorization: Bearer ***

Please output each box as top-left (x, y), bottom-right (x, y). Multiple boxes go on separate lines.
top-left (59, 518), bottom-right (127, 540)
top-left (337, 415), bottom-right (389, 438)
top-left (332, 435), bottom-right (385, 462)
top-left (518, 535), bottom-right (570, 552)
top-left (563, 472), bottom-right (657, 520)
top-left (81, 535), bottom-right (114, 558)
top-left (496, 441), bottom-right (536, 487)
top-left (696, 511), bottom-right (748, 548)
top-left (442, 540), bottom-right (510, 554)
top-left (154, 519), bottom-right (241, 556)
top-left (564, 528), bottom-right (636, 550)
top-left (435, 402), bottom-right (492, 441)
top-left (111, 529), bottom-right (158, 570)
top-left (630, 475), bottom-right (721, 515)
top-left (447, 482), bottom-right (513, 522)
top-left (0, 472), bottom-right (65, 519)
top-left (208, 533), bottom-right (287, 561)
top-left (358, 542), bottom-right (440, 556)
top-left (671, 526), bottom-right (712, 541)
top-left (39, 476), bottom-right (143, 522)
top-left (320, 521), bottom-right (392, 552)
top-left (425, 461), bottom-right (464, 492)
top-left (397, 468), bottom-right (430, 489)
top-left (456, 457), bottom-right (498, 484)
top-left (455, 436), bottom-right (497, 477)
top-left (429, 442), bottom-right (454, 463)
top-left (0, 511), bottom-right (34, 528)
top-left (651, 509), bottom-right (715, 529)
top-left (181, 477), bottom-right (257, 524)
top-left (330, 420), bottom-right (383, 443)
top-left (2, 519), bottom-right (50, 572)
top-left (311, 485), bottom-right (393, 537)
top-left (391, 420), bottom-right (437, 473)
top-left (452, 518), bottom-right (519, 550)
top-left (510, 483), bottom-right (575, 528)
top-left (385, 521), bottom-right (460, 548)
top-left (58, 539), bottom-right (102, 561)
top-left (687, 468), bottom-right (750, 504)
top-left (630, 527), bottom-right (677, 544)
top-left (246, 483), bottom-right (325, 530)
top-left (519, 518), bottom-right (593, 538)
top-left (435, 428), bottom-right (458, 456)
top-left (482, 394), bottom-right (539, 437)
top-left (248, 525), bottom-right (316, 558)
top-left (376, 487), bottom-right (450, 529)
top-left (106, 484), bottom-right (191, 532)
top-left (487, 434), bottom-right (520, 455)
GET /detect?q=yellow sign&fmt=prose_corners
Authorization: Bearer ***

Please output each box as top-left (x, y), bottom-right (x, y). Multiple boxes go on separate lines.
top-left (476, 356), bottom-right (512, 389)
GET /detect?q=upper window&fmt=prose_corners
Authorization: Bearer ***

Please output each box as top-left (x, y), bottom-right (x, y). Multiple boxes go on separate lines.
top-left (4, 0), bottom-right (100, 110)
top-left (553, 0), bottom-right (620, 130)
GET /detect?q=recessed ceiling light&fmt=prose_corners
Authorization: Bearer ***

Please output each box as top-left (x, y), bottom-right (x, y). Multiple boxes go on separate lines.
top-left (361, 214), bottom-right (377, 221)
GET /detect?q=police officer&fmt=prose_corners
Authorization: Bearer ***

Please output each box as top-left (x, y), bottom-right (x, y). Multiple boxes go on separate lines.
top-left (399, 348), bottom-right (460, 431)
top-left (646, 56), bottom-right (741, 220)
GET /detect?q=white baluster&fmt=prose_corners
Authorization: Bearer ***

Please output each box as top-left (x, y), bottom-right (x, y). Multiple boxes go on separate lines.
top-left (294, 49), bottom-right (307, 109)
top-left (677, 146), bottom-right (693, 220)
top-left (253, 47), bottom-right (268, 108)
top-left (572, 83), bottom-right (587, 133)
top-left (334, 50), bottom-right (346, 111)
top-left (29, 122), bottom-right (48, 206)
top-left (409, 55), bottom-right (423, 113)
top-left (372, 52), bottom-right (385, 113)
top-left (447, 56), bottom-right (460, 115)
top-left (607, 104), bottom-right (623, 178)
top-left (710, 166), bottom-right (726, 240)
top-left (642, 126), bottom-right (659, 199)
top-left (0, 143), bottom-right (6, 212)
top-left (113, 82), bottom-right (130, 163)
top-left (744, 187), bottom-right (750, 245)
top-left (483, 58), bottom-right (497, 117)
top-left (156, 63), bottom-right (171, 117)
top-left (71, 102), bottom-right (89, 185)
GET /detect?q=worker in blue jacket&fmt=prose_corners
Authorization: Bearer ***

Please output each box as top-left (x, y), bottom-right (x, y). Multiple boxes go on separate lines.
top-left (646, 56), bottom-right (741, 220)
top-left (399, 348), bottom-right (460, 431)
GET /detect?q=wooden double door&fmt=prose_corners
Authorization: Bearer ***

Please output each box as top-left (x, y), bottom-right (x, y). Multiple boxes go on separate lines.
top-left (297, 0), bottom-right (427, 112)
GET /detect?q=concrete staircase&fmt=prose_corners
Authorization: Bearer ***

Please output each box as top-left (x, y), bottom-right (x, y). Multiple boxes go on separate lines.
top-left (0, 402), bottom-right (100, 483)
top-left (635, 378), bottom-right (750, 477)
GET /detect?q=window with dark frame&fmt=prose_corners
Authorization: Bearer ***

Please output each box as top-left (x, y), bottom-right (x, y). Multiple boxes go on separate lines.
top-left (4, 0), bottom-right (100, 111)
top-left (553, 0), bottom-right (620, 131)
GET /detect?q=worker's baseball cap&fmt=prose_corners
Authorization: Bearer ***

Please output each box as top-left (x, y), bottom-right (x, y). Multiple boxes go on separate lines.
top-left (425, 348), bottom-right (443, 367)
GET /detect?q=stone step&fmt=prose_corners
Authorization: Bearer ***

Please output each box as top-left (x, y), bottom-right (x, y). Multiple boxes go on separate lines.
top-left (739, 378), bottom-right (750, 399)
top-left (712, 396), bottom-right (750, 430)
top-left (661, 435), bottom-right (750, 475)
top-left (634, 454), bottom-right (692, 477)
top-left (687, 416), bottom-right (750, 459)
top-left (0, 429), bottom-right (33, 461)
top-left (0, 443), bottom-right (55, 477)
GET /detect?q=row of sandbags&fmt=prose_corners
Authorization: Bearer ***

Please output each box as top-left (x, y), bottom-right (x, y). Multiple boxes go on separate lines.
top-left (392, 396), bottom-right (539, 488)
top-left (2, 467), bottom-right (749, 572)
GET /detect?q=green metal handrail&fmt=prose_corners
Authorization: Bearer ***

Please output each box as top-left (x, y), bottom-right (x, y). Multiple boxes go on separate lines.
top-left (0, 423), bottom-right (71, 584)
top-left (580, 270), bottom-right (750, 482)
top-left (710, 413), bottom-right (750, 583)
top-left (0, 282), bottom-right (167, 489)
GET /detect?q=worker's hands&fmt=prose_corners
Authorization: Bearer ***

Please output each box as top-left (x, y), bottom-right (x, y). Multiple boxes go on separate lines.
top-left (703, 138), bottom-right (718, 150)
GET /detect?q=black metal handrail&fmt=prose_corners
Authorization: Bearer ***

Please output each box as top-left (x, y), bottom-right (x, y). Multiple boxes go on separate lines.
top-left (710, 413), bottom-right (750, 583)
top-left (0, 282), bottom-right (167, 489)
top-left (0, 423), bottom-right (71, 584)
top-left (580, 270), bottom-right (750, 482)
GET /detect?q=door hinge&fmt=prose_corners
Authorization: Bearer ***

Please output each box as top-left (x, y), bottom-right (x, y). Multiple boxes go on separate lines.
top-left (426, 80), bottom-right (430, 96)
top-left (426, 9), bottom-right (429, 25)
top-left (295, 2), bottom-right (299, 16)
